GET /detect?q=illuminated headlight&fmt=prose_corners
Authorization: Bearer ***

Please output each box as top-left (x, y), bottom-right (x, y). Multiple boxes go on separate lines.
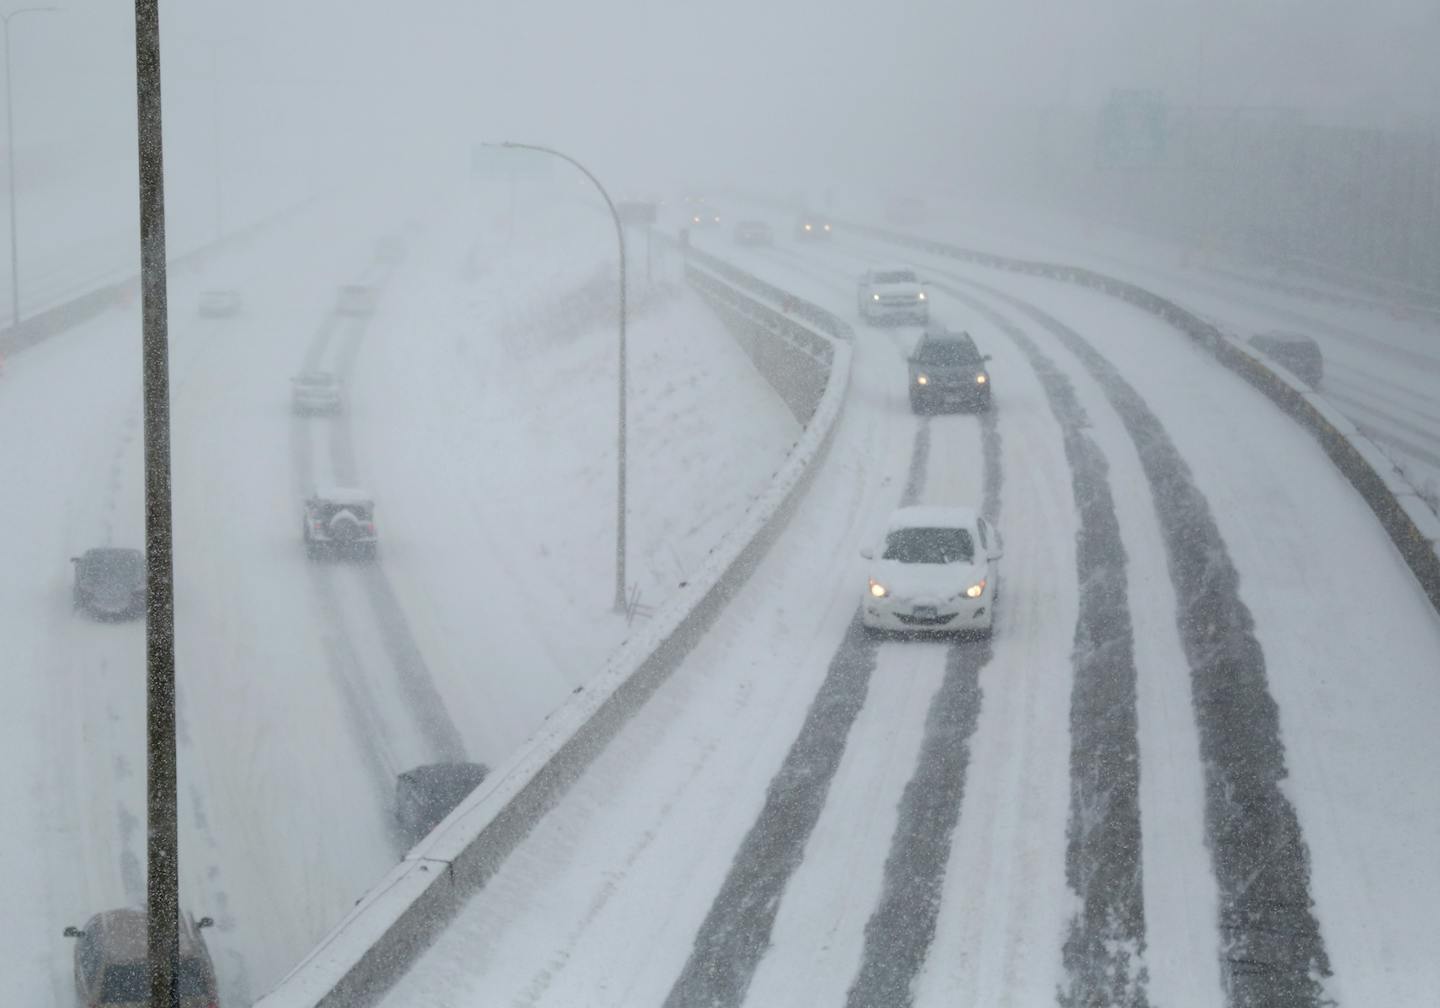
top-left (917, 291), bottom-right (927, 301)
top-left (872, 293), bottom-right (881, 301)
top-left (823, 223), bottom-right (831, 231)
top-left (804, 223), bottom-right (813, 231)
top-left (692, 216), bottom-right (701, 224)
top-left (916, 373), bottom-right (929, 386)
top-left (964, 579), bottom-right (987, 599)
top-left (868, 579), bottom-right (888, 598)
top-left (975, 373), bottom-right (988, 384)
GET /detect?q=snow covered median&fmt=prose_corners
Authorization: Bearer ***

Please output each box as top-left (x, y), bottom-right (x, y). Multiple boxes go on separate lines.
top-left (253, 248), bottom-right (852, 1008)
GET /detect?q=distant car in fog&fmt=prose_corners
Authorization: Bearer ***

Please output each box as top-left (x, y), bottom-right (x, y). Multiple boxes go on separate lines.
top-left (291, 371), bottom-right (342, 414)
top-left (71, 548), bottom-right (145, 620)
top-left (688, 208), bottom-right (722, 228)
top-left (908, 327), bottom-right (992, 414)
top-left (396, 762), bottom-right (491, 845)
top-left (733, 220), bottom-right (774, 246)
top-left (1248, 329), bottom-right (1323, 388)
top-left (795, 214), bottom-right (833, 240)
top-left (304, 487), bottom-right (377, 560)
top-left (857, 267), bottom-right (928, 324)
top-left (64, 908), bottom-right (217, 1008)
top-left (860, 506), bottom-right (1002, 637)
top-left (198, 289), bottom-right (242, 318)
top-left (337, 283), bottom-right (377, 316)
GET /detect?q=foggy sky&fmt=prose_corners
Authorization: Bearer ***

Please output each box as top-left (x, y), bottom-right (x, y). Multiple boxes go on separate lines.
top-left (10, 0), bottom-right (1440, 200)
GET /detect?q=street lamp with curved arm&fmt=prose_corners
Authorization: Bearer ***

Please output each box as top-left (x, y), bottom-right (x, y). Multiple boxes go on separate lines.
top-left (2, 4), bottom-right (59, 326)
top-left (487, 141), bottom-right (629, 612)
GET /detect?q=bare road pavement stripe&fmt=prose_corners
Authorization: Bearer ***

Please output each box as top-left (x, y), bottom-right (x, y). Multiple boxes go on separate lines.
top-left (955, 274), bottom-right (1333, 1008)
top-left (953, 287), bottom-right (1151, 1007)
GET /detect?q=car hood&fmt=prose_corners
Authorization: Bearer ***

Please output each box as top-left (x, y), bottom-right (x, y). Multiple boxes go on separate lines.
top-left (869, 558), bottom-right (985, 602)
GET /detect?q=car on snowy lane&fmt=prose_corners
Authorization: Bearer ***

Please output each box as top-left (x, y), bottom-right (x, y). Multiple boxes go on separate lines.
top-left (396, 762), bottom-right (492, 846)
top-left (860, 506), bottom-right (1002, 636)
top-left (908, 327), bottom-right (992, 413)
top-left (63, 909), bottom-right (218, 1008)
top-left (857, 266), bottom-right (928, 325)
top-left (291, 370), bottom-right (343, 414)
top-left (71, 547), bottom-right (145, 620)
top-left (304, 487), bottom-right (378, 560)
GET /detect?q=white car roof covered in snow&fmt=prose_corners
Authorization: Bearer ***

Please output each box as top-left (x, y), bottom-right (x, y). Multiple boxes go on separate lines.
top-left (312, 487), bottom-right (373, 505)
top-left (885, 505), bottom-right (978, 533)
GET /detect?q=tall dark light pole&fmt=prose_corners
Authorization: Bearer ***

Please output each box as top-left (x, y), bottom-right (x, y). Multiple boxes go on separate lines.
top-left (1, 4), bottom-right (57, 327)
top-left (134, 0), bottom-right (181, 1005)
top-left (489, 141), bottom-right (628, 612)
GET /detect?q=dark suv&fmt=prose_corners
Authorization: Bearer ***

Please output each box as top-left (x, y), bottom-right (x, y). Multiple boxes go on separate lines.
top-left (303, 488), bottom-right (378, 560)
top-left (71, 548), bottom-right (145, 620)
top-left (908, 328), bottom-right (992, 413)
top-left (396, 762), bottom-right (491, 846)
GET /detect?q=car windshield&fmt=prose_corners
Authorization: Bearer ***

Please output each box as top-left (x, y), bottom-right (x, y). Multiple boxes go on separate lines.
top-left (178, 957), bottom-right (210, 997)
top-left (873, 271), bottom-right (917, 284)
top-left (81, 551), bottom-right (143, 581)
top-left (99, 963), bottom-right (148, 1002)
top-left (915, 339), bottom-right (980, 365)
top-left (882, 527), bottom-right (974, 564)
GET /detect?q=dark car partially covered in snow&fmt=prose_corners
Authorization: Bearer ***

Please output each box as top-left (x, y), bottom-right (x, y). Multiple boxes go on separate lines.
top-left (396, 762), bottom-right (491, 846)
top-left (303, 488), bottom-right (378, 560)
top-left (71, 548), bottom-right (145, 620)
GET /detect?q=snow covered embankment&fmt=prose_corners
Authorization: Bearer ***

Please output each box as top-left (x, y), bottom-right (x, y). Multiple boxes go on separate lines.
top-left (251, 252), bottom-right (852, 1008)
top-left (841, 218), bottom-right (1440, 619)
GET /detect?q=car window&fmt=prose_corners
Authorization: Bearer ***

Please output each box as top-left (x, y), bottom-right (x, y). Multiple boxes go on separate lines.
top-left (873, 271), bottom-right (917, 284)
top-left (977, 518), bottom-right (990, 551)
top-left (99, 963), bottom-right (149, 1003)
top-left (77, 932), bottom-right (100, 985)
top-left (915, 339), bottom-right (980, 365)
top-left (882, 527), bottom-right (974, 564)
top-left (178, 957), bottom-right (212, 997)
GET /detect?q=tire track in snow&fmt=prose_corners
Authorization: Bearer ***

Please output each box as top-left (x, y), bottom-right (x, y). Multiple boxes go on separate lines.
top-left (325, 304), bottom-right (469, 765)
top-left (952, 274), bottom-right (1332, 1008)
top-left (946, 286), bottom-right (1151, 1008)
top-left (844, 403), bottom-right (1001, 1008)
top-left (659, 407), bottom-right (933, 1008)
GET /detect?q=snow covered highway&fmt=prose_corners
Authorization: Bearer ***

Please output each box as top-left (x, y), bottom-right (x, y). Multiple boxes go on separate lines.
top-left (364, 212), bottom-right (1440, 1008)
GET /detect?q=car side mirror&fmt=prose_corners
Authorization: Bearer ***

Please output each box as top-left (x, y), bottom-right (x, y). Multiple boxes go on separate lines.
top-left (982, 354), bottom-right (992, 361)
top-left (70, 556), bottom-right (80, 563)
top-left (197, 917), bottom-right (214, 929)
top-left (63, 926), bottom-right (82, 938)
top-left (859, 547), bottom-right (874, 560)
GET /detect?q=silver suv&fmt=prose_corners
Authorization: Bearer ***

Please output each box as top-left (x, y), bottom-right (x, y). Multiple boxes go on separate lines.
top-left (304, 488), bottom-right (378, 559)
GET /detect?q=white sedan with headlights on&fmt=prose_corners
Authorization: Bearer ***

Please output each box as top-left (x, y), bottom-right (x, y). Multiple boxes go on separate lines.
top-left (860, 506), bottom-right (1002, 636)
top-left (856, 267), bottom-right (928, 325)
